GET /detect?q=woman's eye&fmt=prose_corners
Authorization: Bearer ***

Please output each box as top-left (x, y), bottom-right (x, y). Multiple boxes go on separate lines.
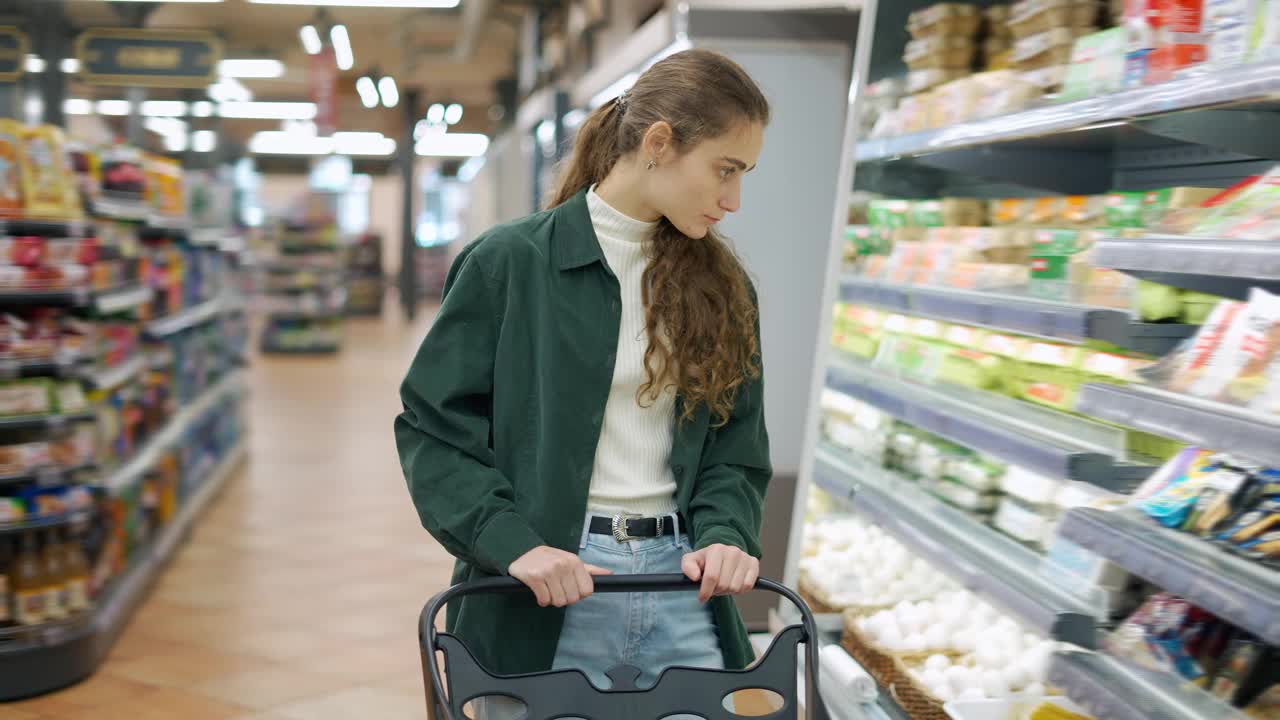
top-left (719, 167), bottom-right (735, 180)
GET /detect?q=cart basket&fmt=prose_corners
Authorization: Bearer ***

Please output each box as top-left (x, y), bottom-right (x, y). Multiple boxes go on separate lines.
top-left (418, 573), bottom-right (830, 720)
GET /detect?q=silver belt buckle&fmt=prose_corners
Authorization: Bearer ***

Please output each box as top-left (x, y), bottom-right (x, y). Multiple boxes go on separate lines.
top-left (611, 513), bottom-right (642, 542)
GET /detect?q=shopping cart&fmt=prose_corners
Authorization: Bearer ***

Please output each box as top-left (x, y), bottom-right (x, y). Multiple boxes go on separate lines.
top-left (419, 573), bottom-right (829, 720)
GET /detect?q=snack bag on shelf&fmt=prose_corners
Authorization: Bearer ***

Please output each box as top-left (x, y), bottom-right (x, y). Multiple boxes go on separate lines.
top-left (18, 125), bottom-right (80, 220)
top-left (1181, 288), bottom-right (1280, 405)
top-left (1105, 592), bottom-right (1212, 681)
top-left (1061, 27), bottom-right (1128, 100)
top-left (0, 119), bottom-right (23, 218)
top-left (1183, 461), bottom-right (1254, 536)
top-left (1104, 190), bottom-right (1147, 228)
top-left (908, 2), bottom-right (983, 38)
top-left (144, 153), bottom-right (185, 219)
top-left (1017, 341), bottom-right (1086, 410)
top-left (1138, 450), bottom-right (1223, 526)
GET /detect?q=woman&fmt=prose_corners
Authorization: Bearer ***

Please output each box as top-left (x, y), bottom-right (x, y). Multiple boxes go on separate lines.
top-left (395, 49), bottom-right (772, 711)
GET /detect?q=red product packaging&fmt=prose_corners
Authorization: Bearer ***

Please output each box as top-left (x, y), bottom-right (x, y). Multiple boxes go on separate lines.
top-left (1147, 0), bottom-right (1208, 82)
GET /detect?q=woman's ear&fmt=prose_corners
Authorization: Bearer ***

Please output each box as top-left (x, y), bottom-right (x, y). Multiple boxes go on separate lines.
top-left (641, 121), bottom-right (675, 164)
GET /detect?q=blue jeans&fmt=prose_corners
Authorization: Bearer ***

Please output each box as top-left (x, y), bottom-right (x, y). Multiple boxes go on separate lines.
top-left (475, 513), bottom-right (725, 719)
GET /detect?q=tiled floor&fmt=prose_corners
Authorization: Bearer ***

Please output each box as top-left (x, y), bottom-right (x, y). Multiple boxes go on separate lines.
top-left (7, 308), bottom-right (451, 720)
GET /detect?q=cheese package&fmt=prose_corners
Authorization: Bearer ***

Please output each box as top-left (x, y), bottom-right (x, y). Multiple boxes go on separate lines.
top-left (0, 120), bottom-right (22, 218)
top-left (1009, 0), bottom-right (1101, 38)
top-left (905, 35), bottom-right (978, 70)
top-left (18, 125), bottom-right (80, 219)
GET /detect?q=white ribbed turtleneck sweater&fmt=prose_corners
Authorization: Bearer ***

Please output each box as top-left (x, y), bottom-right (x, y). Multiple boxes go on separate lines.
top-left (585, 186), bottom-right (679, 517)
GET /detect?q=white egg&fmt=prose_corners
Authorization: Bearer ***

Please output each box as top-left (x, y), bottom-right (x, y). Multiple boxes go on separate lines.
top-left (1023, 646), bottom-right (1050, 681)
top-left (975, 642), bottom-right (1007, 670)
top-left (982, 670), bottom-right (1011, 698)
top-left (925, 624), bottom-right (949, 649)
top-left (995, 616), bottom-right (1020, 633)
top-left (944, 665), bottom-right (970, 692)
top-left (925, 654), bottom-right (951, 672)
top-left (1023, 632), bottom-right (1041, 648)
top-left (1022, 682), bottom-right (1046, 697)
top-left (998, 629), bottom-right (1025, 656)
top-left (952, 629), bottom-right (977, 652)
top-left (922, 668), bottom-right (947, 690)
top-left (903, 633), bottom-right (928, 653)
top-left (930, 682), bottom-right (955, 702)
top-left (960, 687), bottom-right (987, 701)
top-left (876, 623), bottom-right (903, 647)
top-left (1003, 663), bottom-right (1029, 691)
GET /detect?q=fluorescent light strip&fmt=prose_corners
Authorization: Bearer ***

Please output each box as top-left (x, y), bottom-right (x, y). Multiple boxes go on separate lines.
top-left (60, 58), bottom-right (79, 73)
top-left (249, 130), bottom-right (396, 156)
top-left (378, 77), bottom-right (399, 108)
top-left (330, 25), bottom-right (354, 71)
top-left (191, 101), bottom-right (214, 118)
top-left (426, 103), bottom-right (445, 124)
top-left (141, 100), bottom-right (189, 118)
top-left (97, 100), bottom-right (132, 116)
top-left (250, 0), bottom-right (458, 6)
top-left (218, 59), bottom-right (285, 79)
top-left (356, 77), bottom-right (379, 109)
top-left (63, 99), bottom-right (93, 115)
top-left (24, 55), bottom-right (45, 73)
top-left (444, 103), bottom-right (463, 125)
top-left (415, 132), bottom-right (489, 158)
top-left (300, 25), bottom-right (322, 56)
top-left (219, 101), bottom-right (317, 120)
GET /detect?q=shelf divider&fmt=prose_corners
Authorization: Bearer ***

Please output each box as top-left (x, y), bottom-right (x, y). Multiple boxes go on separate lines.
top-left (1093, 235), bottom-right (1280, 299)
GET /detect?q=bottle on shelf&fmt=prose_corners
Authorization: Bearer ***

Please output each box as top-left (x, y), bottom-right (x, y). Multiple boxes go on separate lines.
top-left (41, 529), bottom-right (67, 621)
top-left (0, 537), bottom-right (12, 628)
top-left (13, 532), bottom-right (46, 626)
top-left (61, 530), bottom-right (90, 613)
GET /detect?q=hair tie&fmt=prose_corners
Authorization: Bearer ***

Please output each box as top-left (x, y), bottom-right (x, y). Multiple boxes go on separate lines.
top-left (616, 89), bottom-right (630, 113)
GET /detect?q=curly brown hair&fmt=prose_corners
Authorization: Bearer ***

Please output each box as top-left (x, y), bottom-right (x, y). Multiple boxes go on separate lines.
top-left (549, 49), bottom-right (770, 426)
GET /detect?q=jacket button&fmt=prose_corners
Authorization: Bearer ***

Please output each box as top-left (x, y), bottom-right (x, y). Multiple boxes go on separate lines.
top-left (674, 465), bottom-right (684, 477)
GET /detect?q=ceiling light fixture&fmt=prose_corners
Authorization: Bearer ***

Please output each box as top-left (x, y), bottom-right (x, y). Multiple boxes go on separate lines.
top-left (330, 24), bottom-right (354, 71)
top-left (24, 55), bottom-right (45, 73)
top-left (97, 100), bottom-right (132, 116)
top-left (63, 99), bottom-right (93, 115)
top-left (191, 101), bottom-right (215, 117)
top-left (355, 76), bottom-right (379, 109)
top-left (250, 0), bottom-right (459, 7)
top-left (415, 132), bottom-right (489, 158)
top-left (248, 130), bottom-right (395, 156)
top-left (208, 77), bottom-right (253, 104)
top-left (426, 103), bottom-right (445, 124)
top-left (300, 24), bottom-right (322, 55)
top-left (192, 130), bottom-right (218, 153)
top-left (218, 59), bottom-right (285, 79)
top-left (378, 76), bottom-right (398, 108)
top-left (444, 103), bottom-right (463, 125)
top-left (141, 100), bottom-right (189, 118)
top-left (60, 58), bottom-right (79, 73)
top-left (219, 101), bottom-right (318, 120)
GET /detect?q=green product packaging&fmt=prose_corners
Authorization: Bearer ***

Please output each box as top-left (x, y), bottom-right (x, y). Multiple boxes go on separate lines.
top-left (910, 200), bottom-right (947, 228)
top-left (1140, 187), bottom-right (1220, 228)
top-left (1104, 191), bottom-right (1146, 229)
top-left (1031, 228), bottom-right (1085, 255)
top-left (939, 347), bottom-right (1005, 390)
top-left (1181, 291), bottom-right (1226, 324)
top-left (868, 199), bottom-right (912, 229)
top-left (1060, 28), bottom-right (1127, 102)
top-left (1030, 254), bottom-right (1071, 280)
top-left (1017, 341), bottom-right (1085, 411)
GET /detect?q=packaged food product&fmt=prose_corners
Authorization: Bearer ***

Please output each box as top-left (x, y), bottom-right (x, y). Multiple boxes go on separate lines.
top-left (911, 198), bottom-right (987, 226)
top-left (992, 198), bottom-right (1030, 225)
top-left (0, 119), bottom-right (23, 218)
top-left (908, 3), bottom-right (983, 38)
top-left (949, 455), bottom-right (1005, 491)
top-left (905, 36), bottom-right (978, 70)
top-left (1021, 64), bottom-right (1074, 89)
top-left (1010, 0), bottom-right (1100, 38)
top-left (868, 199), bottom-right (913, 229)
top-left (1060, 195), bottom-right (1107, 226)
top-left (1003, 465), bottom-right (1065, 504)
top-left (1081, 350), bottom-right (1151, 384)
top-left (1139, 451), bottom-right (1223, 527)
top-left (1015, 27), bottom-right (1096, 70)
top-left (1210, 635), bottom-right (1268, 703)
top-left (97, 143), bottom-right (146, 200)
top-left (940, 347), bottom-right (1005, 389)
top-left (55, 381), bottom-right (86, 414)
top-left (1167, 299), bottom-right (1245, 394)
top-left (925, 475), bottom-right (1000, 512)
top-left (1182, 463), bottom-right (1253, 535)
top-left (1105, 593), bottom-right (1213, 682)
top-left (1132, 446), bottom-right (1213, 501)
top-left (1191, 288), bottom-right (1280, 404)
top-left (906, 68), bottom-right (971, 94)
top-left (1104, 191), bottom-right (1147, 228)
top-left (1144, 0), bottom-right (1210, 84)
top-left (0, 442), bottom-right (52, 477)
top-left (1061, 27), bottom-right (1128, 100)
top-left (144, 153), bottom-right (185, 218)
top-left (0, 498), bottom-right (23, 522)
top-left (0, 380), bottom-right (53, 417)
top-left (1017, 341), bottom-right (1085, 409)
top-left (18, 126), bottom-right (80, 220)
top-left (1140, 186), bottom-right (1219, 227)
top-left (1254, 0), bottom-right (1280, 62)
top-left (1195, 171), bottom-right (1280, 239)
top-left (994, 496), bottom-right (1057, 546)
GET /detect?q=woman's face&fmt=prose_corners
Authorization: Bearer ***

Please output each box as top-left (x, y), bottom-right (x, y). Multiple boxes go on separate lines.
top-left (651, 121), bottom-right (765, 239)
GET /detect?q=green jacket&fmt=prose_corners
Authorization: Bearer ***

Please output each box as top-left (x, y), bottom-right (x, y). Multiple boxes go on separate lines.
top-left (395, 188), bottom-right (772, 677)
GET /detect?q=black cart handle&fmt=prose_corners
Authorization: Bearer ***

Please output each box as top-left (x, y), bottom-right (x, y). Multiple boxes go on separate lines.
top-left (420, 573), bottom-right (830, 720)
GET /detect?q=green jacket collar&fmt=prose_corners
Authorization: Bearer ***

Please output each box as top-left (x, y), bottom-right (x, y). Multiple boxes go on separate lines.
top-left (554, 188), bottom-right (608, 271)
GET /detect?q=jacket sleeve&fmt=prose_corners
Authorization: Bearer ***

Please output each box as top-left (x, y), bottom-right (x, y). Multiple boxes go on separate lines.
top-left (394, 244), bottom-right (545, 575)
top-left (688, 297), bottom-right (772, 559)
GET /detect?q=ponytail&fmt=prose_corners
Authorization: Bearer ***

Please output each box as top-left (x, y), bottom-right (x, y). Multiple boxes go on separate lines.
top-left (549, 98), bottom-right (624, 208)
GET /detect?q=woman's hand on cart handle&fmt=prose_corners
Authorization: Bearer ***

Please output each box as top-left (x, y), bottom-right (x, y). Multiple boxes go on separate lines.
top-left (508, 546), bottom-right (613, 608)
top-left (681, 544), bottom-right (759, 603)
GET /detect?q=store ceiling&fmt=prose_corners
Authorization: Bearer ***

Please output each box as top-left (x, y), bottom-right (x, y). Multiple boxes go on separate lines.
top-left (46, 0), bottom-right (524, 150)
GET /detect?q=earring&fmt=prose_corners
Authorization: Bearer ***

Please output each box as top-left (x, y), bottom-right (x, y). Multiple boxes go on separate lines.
top-left (646, 159), bottom-right (656, 171)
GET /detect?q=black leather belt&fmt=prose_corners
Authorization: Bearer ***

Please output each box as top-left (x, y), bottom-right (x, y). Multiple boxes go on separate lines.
top-left (588, 514), bottom-right (687, 542)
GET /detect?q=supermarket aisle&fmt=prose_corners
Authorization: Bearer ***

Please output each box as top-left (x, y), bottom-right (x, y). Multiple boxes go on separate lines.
top-left (9, 309), bottom-right (450, 720)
